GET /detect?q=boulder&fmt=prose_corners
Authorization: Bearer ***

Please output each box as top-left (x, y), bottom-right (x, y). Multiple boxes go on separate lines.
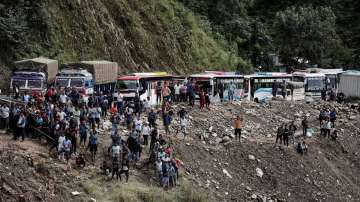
top-left (256, 168), bottom-right (264, 178)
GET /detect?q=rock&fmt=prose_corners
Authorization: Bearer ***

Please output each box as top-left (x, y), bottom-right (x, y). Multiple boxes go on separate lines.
top-left (71, 191), bottom-right (81, 196)
top-left (256, 168), bottom-right (264, 178)
top-left (212, 133), bottom-right (218, 137)
top-left (304, 177), bottom-right (311, 183)
top-left (90, 198), bottom-right (97, 202)
top-left (209, 126), bottom-right (213, 132)
top-left (186, 143), bottom-right (191, 146)
top-left (248, 155), bottom-right (256, 160)
top-left (251, 194), bottom-right (257, 199)
top-left (222, 136), bottom-right (231, 143)
top-left (246, 186), bottom-right (252, 191)
top-left (223, 169), bottom-right (232, 178)
top-left (349, 116), bottom-right (357, 120)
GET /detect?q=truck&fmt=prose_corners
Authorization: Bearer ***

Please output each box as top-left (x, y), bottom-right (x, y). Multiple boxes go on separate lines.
top-left (55, 61), bottom-right (118, 95)
top-left (10, 57), bottom-right (58, 93)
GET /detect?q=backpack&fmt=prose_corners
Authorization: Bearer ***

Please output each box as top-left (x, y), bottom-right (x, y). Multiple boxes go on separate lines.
top-left (90, 135), bottom-right (97, 145)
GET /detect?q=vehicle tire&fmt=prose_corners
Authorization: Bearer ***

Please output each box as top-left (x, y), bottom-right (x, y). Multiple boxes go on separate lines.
top-left (254, 98), bottom-right (259, 103)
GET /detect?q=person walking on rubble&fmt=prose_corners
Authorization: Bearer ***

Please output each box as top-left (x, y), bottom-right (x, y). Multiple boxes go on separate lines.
top-left (301, 116), bottom-right (309, 137)
top-left (234, 116), bottom-right (242, 141)
top-left (275, 124), bottom-right (284, 145)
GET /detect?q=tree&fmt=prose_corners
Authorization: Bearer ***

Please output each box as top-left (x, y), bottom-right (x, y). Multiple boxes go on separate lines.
top-left (274, 6), bottom-right (340, 68)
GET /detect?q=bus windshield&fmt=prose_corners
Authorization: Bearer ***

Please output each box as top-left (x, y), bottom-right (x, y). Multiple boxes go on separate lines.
top-left (117, 80), bottom-right (138, 90)
top-left (306, 77), bottom-right (324, 91)
top-left (27, 79), bottom-right (42, 88)
top-left (56, 78), bottom-right (69, 88)
top-left (70, 78), bottom-right (84, 88)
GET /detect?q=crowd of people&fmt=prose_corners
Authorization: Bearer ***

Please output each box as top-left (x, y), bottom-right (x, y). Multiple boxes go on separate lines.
top-left (0, 81), bottom-right (192, 188)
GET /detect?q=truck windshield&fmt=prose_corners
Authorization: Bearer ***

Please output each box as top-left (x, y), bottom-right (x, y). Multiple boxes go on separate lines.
top-left (12, 79), bottom-right (26, 88)
top-left (27, 79), bottom-right (42, 88)
top-left (56, 78), bottom-right (69, 87)
top-left (117, 80), bottom-right (138, 90)
top-left (306, 77), bottom-right (324, 91)
top-left (70, 78), bottom-right (84, 88)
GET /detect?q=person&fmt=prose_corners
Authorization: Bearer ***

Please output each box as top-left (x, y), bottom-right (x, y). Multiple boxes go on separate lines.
top-left (148, 109), bottom-right (157, 128)
top-left (281, 80), bottom-right (287, 99)
top-left (117, 93), bottom-right (124, 115)
top-left (88, 128), bottom-right (98, 162)
top-left (0, 104), bottom-right (9, 131)
top-left (187, 81), bottom-right (195, 107)
top-left (142, 122), bottom-right (151, 146)
top-left (75, 154), bottom-right (86, 168)
top-left (321, 88), bottom-right (327, 101)
top-left (288, 121), bottom-right (297, 144)
top-left (179, 116), bottom-right (188, 139)
top-left (57, 133), bottom-right (66, 160)
top-left (156, 82), bottom-right (162, 105)
top-left (63, 136), bottom-right (72, 163)
top-left (95, 104), bottom-right (102, 129)
top-left (23, 92), bottom-right (31, 106)
top-left (199, 90), bottom-right (205, 109)
top-left (180, 83), bottom-right (187, 102)
top-left (162, 82), bottom-right (171, 103)
top-left (79, 120), bottom-right (88, 146)
top-left (228, 82), bottom-right (236, 102)
top-left (134, 115), bottom-right (143, 134)
top-left (174, 83), bottom-right (181, 102)
top-left (163, 112), bottom-right (172, 136)
top-left (283, 124), bottom-right (289, 146)
top-left (143, 97), bottom-right (151, 113)
top-left (330, 109), bottom-right (337, 128)
top-left (275, 125), bottom-right (284, 145)
top-left (234, 116), bottom-right (242, 141)
top-left (205, 91), bottom-right (211, 109)
top-left (271, 80), bottom-right (278, 98)
top-left (111, 157), bottom-right (120, 180)
top-left (155, 158), bottom-right (163, 183)
top-left (162, 159), bottom-right (170, 189)
top-left (150, 127), bottom-right (158, 150)
top-left (218, 82), bottom-right (224, 102)
top-left (120, 154), bottom-right (130, 182)
top-left (324, 118), bottom-right (332, 138)
top-left (297, 141), bottom-right (308, 155)
top-left (169, 162), bottom-right (177, 188)
top-left (319, 109), bottom-right (326, 128)
top-left (16, 112), bottom-right (26, 141)
top-left (301, 116), bottom-right (308, 137)
top-left (331, 129), bottom-right (338, 141)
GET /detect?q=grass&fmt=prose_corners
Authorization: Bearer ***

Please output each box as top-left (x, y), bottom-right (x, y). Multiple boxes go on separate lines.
top-left (81, 176), bottom-right (212, 202)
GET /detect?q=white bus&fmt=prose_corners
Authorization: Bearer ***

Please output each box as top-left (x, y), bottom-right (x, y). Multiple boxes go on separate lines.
top-left (292, 72), bottom-right (326, 102)
top-left (189, 72), bottom-right (244, 102)
top-left (244, 72), bottom-right (297, 102)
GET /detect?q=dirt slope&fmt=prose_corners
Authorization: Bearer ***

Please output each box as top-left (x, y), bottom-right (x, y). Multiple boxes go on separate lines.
top-left (173, 101), bottom-right (360, 201)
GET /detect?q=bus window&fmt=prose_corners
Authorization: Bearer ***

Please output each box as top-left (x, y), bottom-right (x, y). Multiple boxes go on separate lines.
top-left (117, 80), bottom-right (138, 90)
top-left (306, 77), bottom-right (324, 91)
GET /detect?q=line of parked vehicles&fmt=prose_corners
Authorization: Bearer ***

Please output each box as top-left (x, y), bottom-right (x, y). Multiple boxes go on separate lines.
top-left (9, 57), bottom-right (358, 104)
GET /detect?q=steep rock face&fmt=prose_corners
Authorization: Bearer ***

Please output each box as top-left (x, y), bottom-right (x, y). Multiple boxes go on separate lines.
top-left (0, 0), bottom-right (237, 88)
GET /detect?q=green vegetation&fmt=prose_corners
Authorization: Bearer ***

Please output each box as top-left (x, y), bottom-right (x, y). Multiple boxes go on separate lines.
top-left (1, 0), bottom-right (360, 85)
top-left (81, 179), bottom-right (212, 202)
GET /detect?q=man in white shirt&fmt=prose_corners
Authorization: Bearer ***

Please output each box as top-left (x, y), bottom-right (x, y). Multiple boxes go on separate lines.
top-left (134, 116), bottom-right (143, 134)
top-left (174, 83), bottom-right (181, 102)
top-left (59, 92), bottom-right (68, 104)
top-left (142, 122), bottom-right (151, 146)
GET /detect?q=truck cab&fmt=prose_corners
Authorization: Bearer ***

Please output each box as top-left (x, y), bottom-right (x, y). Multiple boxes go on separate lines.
top-left (55, 69), bottom-right (94, 96)
top-left (10, 71), bottom-right (46, 93)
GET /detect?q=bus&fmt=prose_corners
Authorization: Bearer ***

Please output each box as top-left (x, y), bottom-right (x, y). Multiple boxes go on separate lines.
top-left (292, 72), bottom-right (326, 102)
top-left (116, 72), bottom-right (173, 104)
top-left (318, 69), bottom-right (343, 91)
top-left (244, 72), bottom-right (301, 102)
top-left (189, 72), bottom-right (244, 102)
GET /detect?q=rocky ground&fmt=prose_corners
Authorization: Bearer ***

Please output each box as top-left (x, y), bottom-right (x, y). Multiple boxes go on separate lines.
top-left (171, 100), bottom-right (360, 202)
top-left (0, 100), bottom-right (359, 202)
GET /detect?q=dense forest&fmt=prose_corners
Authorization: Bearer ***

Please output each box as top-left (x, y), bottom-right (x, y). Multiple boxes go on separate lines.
top-left (179, 0), bottom-right (360, 71)
top-left (0, 0), bottom-right (359, 86)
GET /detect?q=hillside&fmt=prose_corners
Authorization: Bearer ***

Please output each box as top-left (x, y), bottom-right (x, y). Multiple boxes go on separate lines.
top-left (0, 0), bottom-right (246, 89)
